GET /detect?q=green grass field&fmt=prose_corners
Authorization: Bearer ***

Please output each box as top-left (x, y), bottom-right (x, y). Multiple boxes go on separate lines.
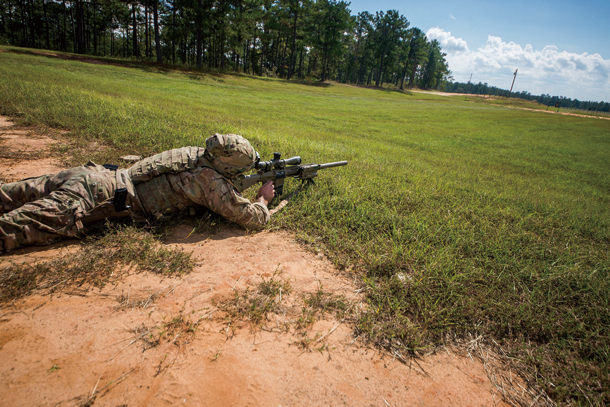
top-left (1, 47), bottom-right (609, 405)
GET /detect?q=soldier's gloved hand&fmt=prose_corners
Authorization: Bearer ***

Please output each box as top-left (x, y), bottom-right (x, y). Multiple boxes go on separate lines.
top-left (256, 181), bottom-right (275, 207)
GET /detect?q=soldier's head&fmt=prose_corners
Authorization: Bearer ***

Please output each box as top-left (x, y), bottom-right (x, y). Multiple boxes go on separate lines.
top-left (204, 133), bottom-right (258, 178)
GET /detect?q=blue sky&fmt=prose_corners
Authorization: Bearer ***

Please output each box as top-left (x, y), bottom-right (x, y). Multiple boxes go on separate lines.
top-left (346, 0), bottom-right (610, 102)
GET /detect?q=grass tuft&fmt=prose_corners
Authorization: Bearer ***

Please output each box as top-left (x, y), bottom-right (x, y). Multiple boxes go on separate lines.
top-left (218, 269), bottom-right (292, 330)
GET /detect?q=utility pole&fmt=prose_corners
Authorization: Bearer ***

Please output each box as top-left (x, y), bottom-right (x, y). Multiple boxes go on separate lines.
top-left (508, 69), bottom-right (518, 98)
top-left (465, 73), bottom-right (473, 100)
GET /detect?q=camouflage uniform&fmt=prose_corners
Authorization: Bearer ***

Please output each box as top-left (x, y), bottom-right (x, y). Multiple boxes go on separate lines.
top-left (0, 134), bottom-right (270, 254)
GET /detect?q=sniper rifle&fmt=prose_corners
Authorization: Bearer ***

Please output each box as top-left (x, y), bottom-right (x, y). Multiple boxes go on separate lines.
top-left (232, 153), bottom-right (348, 197)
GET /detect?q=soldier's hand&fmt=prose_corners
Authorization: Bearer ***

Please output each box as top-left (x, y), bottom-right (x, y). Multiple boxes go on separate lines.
top-left (256, 181), bottom-right (275, 207)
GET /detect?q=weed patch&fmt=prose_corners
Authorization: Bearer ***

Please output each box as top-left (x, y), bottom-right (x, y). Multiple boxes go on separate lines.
top-left (297, 286), bottom-right (350, 330)
top-left (217, 270), bottom-right (354, 351)
top-left (159, 314), bottom-right (198, 345)
top-left (217, 270), bottom-right (292, 331)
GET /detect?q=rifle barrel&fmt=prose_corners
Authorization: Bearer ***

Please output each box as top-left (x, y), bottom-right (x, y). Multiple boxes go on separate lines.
top-left (316, 161), bottom-right (348, 169)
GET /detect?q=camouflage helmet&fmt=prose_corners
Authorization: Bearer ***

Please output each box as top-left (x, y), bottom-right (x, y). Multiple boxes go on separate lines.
top-left (204, 133), bottom-right (258, 178)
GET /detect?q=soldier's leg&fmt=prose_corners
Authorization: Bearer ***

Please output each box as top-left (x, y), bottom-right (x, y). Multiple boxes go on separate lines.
top-left (0, 169), bottom-right (116, 253)
top-left (0, 163), bottom-right (108, 214)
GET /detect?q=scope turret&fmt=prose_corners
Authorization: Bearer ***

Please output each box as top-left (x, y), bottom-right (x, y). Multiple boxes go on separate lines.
top-left (255, 153), bottom-right (301, 171)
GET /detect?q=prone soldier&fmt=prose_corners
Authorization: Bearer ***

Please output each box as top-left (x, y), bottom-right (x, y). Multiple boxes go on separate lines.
top-left (0, 134), bottom-right (275, 254)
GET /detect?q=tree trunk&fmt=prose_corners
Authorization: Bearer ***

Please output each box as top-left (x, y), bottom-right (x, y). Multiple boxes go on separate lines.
top-left (219, 31), bottom-right (225, 69)
top-left (144, 4), bottom-right (149, 58)
top-left (3, 1), bottom-right (8, 43)
top-left (181, 34), bottom-right (186, 64)
top-left (288, 6), bottom-right (298, 79)
top-left (400, 57), bottom-right (411, 90)
top-left (7, 0), bottom-right (14, 45)
top-left (244, 39), bottom-right (250, 73)
top-left (71, 5), bottom-right (76, 53)
top-left (92, 0), bottom-right (98, 54)
top-left (298, 47), bottom-right (303, 78)
top-left (308, 54), bottom-right (316, 76)
top-left (42, 0), bottom-right (50, 49)
top-left (280, 40), bottom-right (287, 77)
top-left (408, 58), bottom-right (418, 88)
top-left (171, 3), bottom-right (176, 64)
top-left (195, 0), bottom-right (202, 68)
top-left (75, 0), bottom-right (86, 53)
top-left (85, 2), bottom-right (90, 51)
top-left (62, 0), bottom-right (67, 51)
top-left (273, 29), bottom-right (281, 67)
top-left (321, 44), bottom-right (328, 82)
top-left (250, 27), bottom-right (257, 74)
top-left (196, 26), bottom-right (203, 68)
top-left (0, 5), bottom-right (5, 42)
top-left (259, 32), bottom-right (266, 76)
top-left (27, 0), bottom-right (35, 48)
top-left (55, 17), bottom-right (60, 50)
top-left (153, 0), bottom-right (162, 63)
top-left (19, 0), bottom-right (26, 46)
top-left (76, 0), bottom-right (86, 53)
top-left (235, 31), bottom-right (241, 72)
top-left (132, 3), bottom-right (138, 57)
top-left (375, 54), bottom-right (384, 87)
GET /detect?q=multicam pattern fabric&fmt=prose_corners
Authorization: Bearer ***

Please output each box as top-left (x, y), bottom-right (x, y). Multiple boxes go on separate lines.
top-left (135, 173), bottom-right (190, 219)
top-left (168, 168), bottom-right (270, 228)
top-left (127, 146), bottom-right (210, 185)
top-left (0, 163), bottom-right (116, 253)
top-left (204, 134), bottom-right (257, 178)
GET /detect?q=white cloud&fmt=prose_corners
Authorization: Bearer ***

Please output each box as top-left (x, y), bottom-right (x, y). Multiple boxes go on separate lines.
top-left (426, 27), bottom-right (468, 52)
top-left (450, 13), bottom-right (456, 20)
top-left (426, 27), bottom-right (610, 101)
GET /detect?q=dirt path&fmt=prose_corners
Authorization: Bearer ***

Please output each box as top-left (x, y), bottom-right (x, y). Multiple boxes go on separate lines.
top-left (0, 116), bottom-right (509, 406)
top-left (410, 90), bottom-right (610, 121)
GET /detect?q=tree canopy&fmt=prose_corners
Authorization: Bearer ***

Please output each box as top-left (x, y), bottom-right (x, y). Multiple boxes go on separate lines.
top-left (0, 0), bottom-right (451, 89)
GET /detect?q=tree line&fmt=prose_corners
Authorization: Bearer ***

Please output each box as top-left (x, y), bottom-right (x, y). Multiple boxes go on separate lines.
top-left (0, 0), bottom-right (451, 89)
top-left (446, 81), bottom-right (610, 113)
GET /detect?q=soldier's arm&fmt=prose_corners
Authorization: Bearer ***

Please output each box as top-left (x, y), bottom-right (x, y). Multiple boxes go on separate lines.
top-left (174, 168), bottom-right (271, 229)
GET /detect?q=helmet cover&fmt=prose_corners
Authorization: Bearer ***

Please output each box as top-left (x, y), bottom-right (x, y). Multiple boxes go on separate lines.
top-left (205, 133), bottom-right (257, 178)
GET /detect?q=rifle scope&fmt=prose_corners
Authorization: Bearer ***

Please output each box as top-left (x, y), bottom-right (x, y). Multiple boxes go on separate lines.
top-left (255, 152), bottom-right (301, 171)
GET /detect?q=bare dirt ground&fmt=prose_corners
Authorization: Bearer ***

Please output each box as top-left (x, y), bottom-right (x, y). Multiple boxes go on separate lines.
top-left (0, 116), bottom-right (510, 406)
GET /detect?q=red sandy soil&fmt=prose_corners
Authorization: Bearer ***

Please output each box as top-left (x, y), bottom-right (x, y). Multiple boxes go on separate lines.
top-left (0, 116), bottom-right (510, 406)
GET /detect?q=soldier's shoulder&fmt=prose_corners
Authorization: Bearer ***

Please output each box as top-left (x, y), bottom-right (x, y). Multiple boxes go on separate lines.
top-left (194, 166), bottom-right (221, 177)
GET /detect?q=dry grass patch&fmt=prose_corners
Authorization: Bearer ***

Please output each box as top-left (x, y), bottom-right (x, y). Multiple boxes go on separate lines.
top-left (0, 224), bottom-right (195, 302)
